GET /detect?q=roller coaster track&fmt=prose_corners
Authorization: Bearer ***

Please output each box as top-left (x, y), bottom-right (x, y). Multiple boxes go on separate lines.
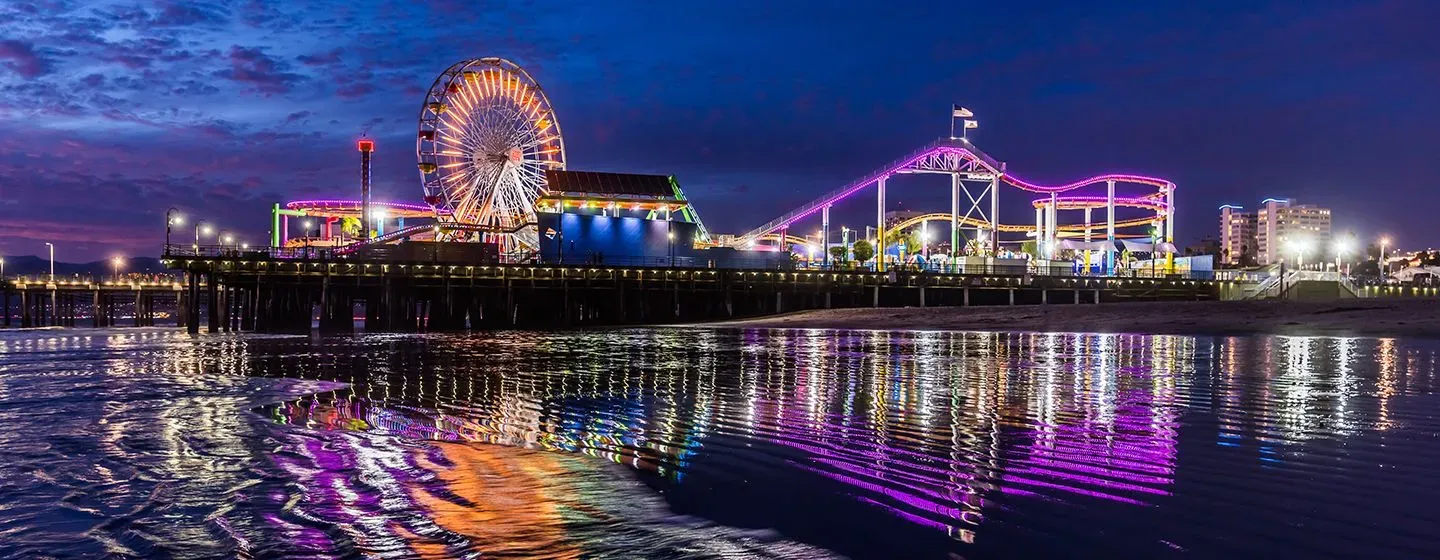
top-left (886, 212), bottom-right (1160, 235)
top-left (728, 137), bottom-right (1173, 247)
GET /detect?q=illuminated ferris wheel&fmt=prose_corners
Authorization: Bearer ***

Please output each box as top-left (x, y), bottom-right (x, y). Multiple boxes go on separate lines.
top-left (416, 58), bottom-right (565, 250)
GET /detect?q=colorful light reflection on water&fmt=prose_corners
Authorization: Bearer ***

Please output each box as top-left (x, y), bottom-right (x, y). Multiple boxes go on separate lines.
top-left (2, 328), bottom-right (1439, 558)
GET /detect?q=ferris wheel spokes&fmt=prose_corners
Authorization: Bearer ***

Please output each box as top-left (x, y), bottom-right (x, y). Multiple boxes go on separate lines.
top-left (416, 57), bottom-right (565, 251)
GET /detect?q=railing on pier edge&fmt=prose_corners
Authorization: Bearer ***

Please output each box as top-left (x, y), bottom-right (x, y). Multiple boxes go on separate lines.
top-left (162, 244), bottom-right (1222, 282)
top-left (1, 276), bottom-right (185, 290)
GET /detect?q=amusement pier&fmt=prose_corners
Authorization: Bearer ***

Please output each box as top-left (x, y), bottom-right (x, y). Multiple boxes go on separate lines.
top-left (6, 57), bottom-right (1412, 333)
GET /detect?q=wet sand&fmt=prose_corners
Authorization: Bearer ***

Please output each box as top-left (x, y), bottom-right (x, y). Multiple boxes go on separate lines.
top-left (706, 298), bottom-right (1440, 338)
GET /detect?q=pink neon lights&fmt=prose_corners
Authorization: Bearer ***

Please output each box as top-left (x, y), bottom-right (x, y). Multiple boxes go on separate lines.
top-left (746, 139), bottom-right (1174, 241)
top-left (1029, 195), bottom-right (1169, 212)
top-left (286, 199), bottom-right (433, 212)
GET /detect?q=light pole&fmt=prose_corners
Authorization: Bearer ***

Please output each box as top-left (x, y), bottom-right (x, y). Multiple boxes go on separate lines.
top-left (668, 228), bottom-right (675, 267)
top-left (1150, 226), bottom-right (1160, 278)
top-left (922, 225), bottom-right (931, 262)
top-left (1285, 237), bottom-right (1309, 299)
top-left (1379, 236), bottom-right (1391, 277)
top-left (112, 256), bottom-right (123, 283)
top-left (165, 207), bottom-right (182, 253)
top-left (194, 220), bottom-right (210, 254)
top-left (1, 256), bottom-right (5, 279)
top-left (44, 242), bottom-right (54, 283)
top-left (815, 229), bottom-right (824, 269)
top-left (1333, 238), bottom-right (1352, 275)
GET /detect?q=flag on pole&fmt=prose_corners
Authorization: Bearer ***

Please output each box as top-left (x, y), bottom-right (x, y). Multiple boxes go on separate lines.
top-left (952, 105), bottom-right (974, 118)
top-left (964, 120), bottom-right (979, 129)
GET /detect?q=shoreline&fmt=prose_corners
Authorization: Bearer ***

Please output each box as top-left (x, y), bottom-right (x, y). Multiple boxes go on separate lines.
top-left (699, 299), bottom-right (1440, 339)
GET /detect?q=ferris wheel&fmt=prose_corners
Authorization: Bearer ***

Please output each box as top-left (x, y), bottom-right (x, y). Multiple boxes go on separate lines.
top-left (416, 58), bottom-right (565, 250)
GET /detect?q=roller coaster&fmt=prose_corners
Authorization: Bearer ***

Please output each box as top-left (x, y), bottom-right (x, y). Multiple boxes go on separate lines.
top-left (723, 137), bottom-right (1176, 271)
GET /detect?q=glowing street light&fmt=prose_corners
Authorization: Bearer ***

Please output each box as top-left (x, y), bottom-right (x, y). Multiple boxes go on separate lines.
top-left (1333, 237), bottom-right (1353, 274)
top-left (1379, 236), bottom-right (1391, 274)
top-left (165, 207), bottom-right (183, 252)
top-left (194, 220), bottom-right (211, 253)
top-left (1286, 236), bottom-right (1311, 269)
top-left (44, 242), bottom-right (54, 283)
top-left (111, 256), bottom-right (124, 282)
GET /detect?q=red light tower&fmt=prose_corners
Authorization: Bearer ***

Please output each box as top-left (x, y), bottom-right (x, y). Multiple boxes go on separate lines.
top-left (358, 137), bottom-right (375, 238)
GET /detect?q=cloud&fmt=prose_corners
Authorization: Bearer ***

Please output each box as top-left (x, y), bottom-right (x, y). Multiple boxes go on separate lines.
top-left (0, 40), bottom-right (53, 77)
top-left (152, 1), bottom-right (231, 26)
top-left (297, 48), bottom-right (344, 67)
top-left (212, 45), bottom-right (304, 95)
top-left (336, 82), bottom-right (376, 99)
top-left (283, 110), bottom-right (312, 125)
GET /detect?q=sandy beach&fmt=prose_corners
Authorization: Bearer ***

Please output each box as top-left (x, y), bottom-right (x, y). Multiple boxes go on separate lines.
top-left (705, 298), bottom-right (1440, 338)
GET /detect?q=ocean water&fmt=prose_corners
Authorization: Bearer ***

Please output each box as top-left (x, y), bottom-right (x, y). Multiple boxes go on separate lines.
top-left (1, 327), bottom-right (1438, 558)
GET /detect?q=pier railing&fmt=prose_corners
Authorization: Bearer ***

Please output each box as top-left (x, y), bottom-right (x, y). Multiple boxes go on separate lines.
top-left (162, 244), bottom-right (1221, 281)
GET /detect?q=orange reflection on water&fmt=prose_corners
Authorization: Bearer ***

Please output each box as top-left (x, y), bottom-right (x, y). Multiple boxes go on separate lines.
top-left (405, 441), bottom-right (583, 559)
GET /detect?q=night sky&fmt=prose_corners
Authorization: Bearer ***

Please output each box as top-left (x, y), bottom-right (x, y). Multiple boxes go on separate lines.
top-left (1, 0), bottom-right (1435, 261)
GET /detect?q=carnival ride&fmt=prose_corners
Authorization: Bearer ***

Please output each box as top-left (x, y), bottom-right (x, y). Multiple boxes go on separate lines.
top-left (273, 199), bottom-right (435, 248)
top-left (723, 137), bottom-right (1176, 272)
top-left (416, 57), bottom-right (566, 252)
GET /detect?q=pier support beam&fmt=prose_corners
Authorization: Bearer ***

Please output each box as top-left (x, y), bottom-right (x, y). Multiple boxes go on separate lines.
top-left (951, 172), bottom-right (960, 266)
top-left (205, 273), bottom-right (219, 333)
top-left (876, 175), bottom-right (887, 272)
top-left (990, 174), bottom-right (1000, 255)
top-left (1106, 180), bottom-right (1116, 275)
top-left (821, 204), bottom-right (831, 269)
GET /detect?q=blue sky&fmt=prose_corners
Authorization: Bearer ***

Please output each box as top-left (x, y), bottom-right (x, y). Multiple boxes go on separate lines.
top-left (0, 0), bottom-right (1435, 259)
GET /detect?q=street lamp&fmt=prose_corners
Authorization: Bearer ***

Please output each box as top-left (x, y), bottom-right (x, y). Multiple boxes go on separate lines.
top-left (165, 207), bottom-right (183, 253)
top-left (1, 256), bottom-right (5, 279)
top-left (1379, 236), bottom-right (1391, 276)
top-left (668, 228), bottom-right (675, 267)
top-left (815, 229), bottom-right (824, 268)
top-left (1150, 225), bottom-right (1161, 278)
top-left (44, 242), bottom-right (54, 284)
top-left (922, 224), bottom-right (932, 260)
top-left (1286, 236), bottom-right (1310, 271)
top-left (1333, 237), bottom-right (1353, 275)
top-left (111, 256), bottom-right (124, 282)
top-left (194, 220), bottom-right (210, 254)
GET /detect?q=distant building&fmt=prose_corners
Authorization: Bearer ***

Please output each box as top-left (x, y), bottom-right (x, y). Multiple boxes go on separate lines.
top-left (1219, 198), bottom-right (1332, 265)
top-left (1218, 205), bottom-right (1255, 266)
top-left (1257, 198), bottom-right (1331, 264)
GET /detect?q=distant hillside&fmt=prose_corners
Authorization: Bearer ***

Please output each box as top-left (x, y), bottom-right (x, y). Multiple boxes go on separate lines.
top-left (2, 255), bottom-right (171, 279)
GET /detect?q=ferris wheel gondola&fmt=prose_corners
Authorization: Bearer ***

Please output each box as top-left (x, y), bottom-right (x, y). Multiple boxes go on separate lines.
top-left (416, 58), bottom-right (565, 250)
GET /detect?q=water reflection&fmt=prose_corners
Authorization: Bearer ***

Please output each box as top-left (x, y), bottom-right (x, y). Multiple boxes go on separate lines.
top-left (252, 329), bottom-right (1440, 557)
top-left (3, 328), bottom-right (1440, 558)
